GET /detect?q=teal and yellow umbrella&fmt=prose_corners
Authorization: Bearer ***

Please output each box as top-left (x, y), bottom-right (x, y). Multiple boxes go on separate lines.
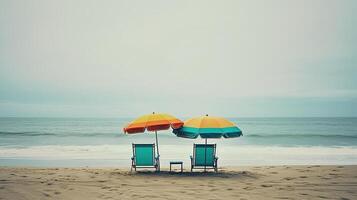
top-left (173, 115), bottom-right (242, 139)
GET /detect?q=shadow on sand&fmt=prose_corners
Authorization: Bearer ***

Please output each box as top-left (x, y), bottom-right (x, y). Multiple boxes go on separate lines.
top-left (128, 169), bottom-right (259, 179)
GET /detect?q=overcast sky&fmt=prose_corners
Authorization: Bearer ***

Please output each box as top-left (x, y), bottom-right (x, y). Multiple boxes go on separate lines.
top-left (0, 0), bottom-right (356, 117)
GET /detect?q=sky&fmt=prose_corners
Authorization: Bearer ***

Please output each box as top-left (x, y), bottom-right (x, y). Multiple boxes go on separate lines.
top-left (0, 0), bottom-right (357, 117)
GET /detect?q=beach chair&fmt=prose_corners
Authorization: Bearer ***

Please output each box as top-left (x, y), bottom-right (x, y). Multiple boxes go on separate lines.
top-left (190, 144), bottom-right (218, 172)
top-left (131, 143), bottom-right (159, 172)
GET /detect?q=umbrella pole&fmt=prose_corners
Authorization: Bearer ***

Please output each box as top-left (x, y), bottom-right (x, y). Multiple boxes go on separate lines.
top-left (204, 138), bottom-right (207, 172)
top-left (155, 131), bottom-right (160, 171)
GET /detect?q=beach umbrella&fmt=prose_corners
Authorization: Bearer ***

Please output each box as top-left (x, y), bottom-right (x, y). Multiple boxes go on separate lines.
top-left (173, 114), bottom-right (242, 139)
top-left (123, 112), bottom-right (183, 166)
top-left (172, 115), bottom-right (242, 171)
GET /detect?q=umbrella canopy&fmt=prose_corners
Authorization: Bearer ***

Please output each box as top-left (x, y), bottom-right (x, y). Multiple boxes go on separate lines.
top-left (173, 115), bottom-right (242, 139)
top-left (123, 113), bottom-right (183, 134)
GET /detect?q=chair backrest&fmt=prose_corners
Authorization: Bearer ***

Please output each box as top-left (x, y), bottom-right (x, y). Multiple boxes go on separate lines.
top-left (133, 144), bottom-right (155, 166)
top-left (194, 144), bottom-right (216, 166)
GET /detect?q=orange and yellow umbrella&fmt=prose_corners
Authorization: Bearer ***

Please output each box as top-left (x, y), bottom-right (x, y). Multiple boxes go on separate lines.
top-left (123, 112), bottom-right (183, 134)
top-left (123, 112), bottom-right (183, 169)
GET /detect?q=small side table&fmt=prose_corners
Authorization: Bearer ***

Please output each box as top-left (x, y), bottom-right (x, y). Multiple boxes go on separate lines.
top-left (170, 161), bottom-right (183, 173)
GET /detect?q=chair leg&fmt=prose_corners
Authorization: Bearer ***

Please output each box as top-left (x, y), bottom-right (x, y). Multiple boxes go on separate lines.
top-left (216, 160), bottom-right (218, 172)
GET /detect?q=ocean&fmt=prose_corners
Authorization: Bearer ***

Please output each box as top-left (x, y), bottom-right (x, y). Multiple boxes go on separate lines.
top-left (1, 117), bottom-right (357, 167)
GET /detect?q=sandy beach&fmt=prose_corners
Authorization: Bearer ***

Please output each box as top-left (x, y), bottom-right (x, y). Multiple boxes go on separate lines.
top-left (0, 166), bottom-right (356, 200)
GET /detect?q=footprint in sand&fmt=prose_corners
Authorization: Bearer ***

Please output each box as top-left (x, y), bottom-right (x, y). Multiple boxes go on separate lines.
top-left (299, 170), bottom-right (311, 173)
top-left (277, 197), bottom-right (292, 199)
top-left (243, 187), bottom-right (253, 190)
top-left (261, 184), bottom-right (273, 188)
top-left (54, 191), bottom-right (61, 195)
top-left (42, 192), bottom-right (51, 197)
top-left (299, 176), bottom-right (307, 178)
top-left (270, 172), bottom-right (278, 174)
top-left (284, 177), bottom-right (294, 181)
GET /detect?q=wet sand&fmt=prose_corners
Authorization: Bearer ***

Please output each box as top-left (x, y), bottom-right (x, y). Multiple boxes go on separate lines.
top-left (0, 165), bottom-right (356, 200)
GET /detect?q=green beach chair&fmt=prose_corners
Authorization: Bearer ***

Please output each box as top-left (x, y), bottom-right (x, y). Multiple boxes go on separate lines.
top-left (190, 144), bottom-right (218, 172)
top-left (131, 143), bottom-right (159, 172)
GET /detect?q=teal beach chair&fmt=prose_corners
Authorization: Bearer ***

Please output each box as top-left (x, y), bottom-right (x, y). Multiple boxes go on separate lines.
top-left (190, 144), bottom-right (218, 172)
top-left (131, 144), bottom-right (159, 172)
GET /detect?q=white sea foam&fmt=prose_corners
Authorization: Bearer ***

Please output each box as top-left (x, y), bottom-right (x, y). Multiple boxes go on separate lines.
top-left (1, 145), bottom-right (357, 167)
